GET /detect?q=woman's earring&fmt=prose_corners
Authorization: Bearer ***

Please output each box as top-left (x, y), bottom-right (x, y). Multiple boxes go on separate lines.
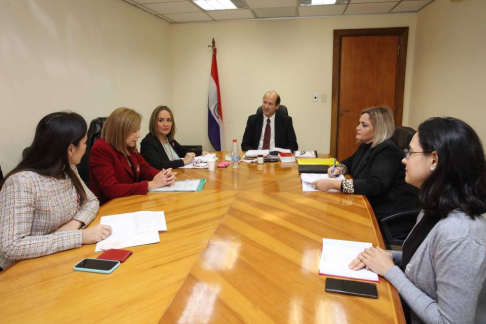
top-left (431, 166), bottom-right (435, 171)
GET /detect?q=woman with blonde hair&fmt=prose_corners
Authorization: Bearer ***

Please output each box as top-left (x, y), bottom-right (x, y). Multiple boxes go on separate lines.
top-left (313, 106), bottom-right (418, 222)
top-left (141, 106), bottom-right (207, 169)
top-left (89, 107), bottom-right (176, 205)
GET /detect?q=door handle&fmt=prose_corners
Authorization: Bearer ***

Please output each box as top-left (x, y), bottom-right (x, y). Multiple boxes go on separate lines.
top-left (338, 108), bottom-right (349, 117)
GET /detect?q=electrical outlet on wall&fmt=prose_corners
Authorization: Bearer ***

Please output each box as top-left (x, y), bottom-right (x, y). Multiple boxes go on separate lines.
top-left (313, 93), bottom-right (318, 102)
top-left (321, 93), bottom-right (327, 102)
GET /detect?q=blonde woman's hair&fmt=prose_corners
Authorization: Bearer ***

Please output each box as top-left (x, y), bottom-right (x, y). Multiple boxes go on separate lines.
top-left (149, 106), bottom-right (176, 142)
top-left (101, 107), bottom-right (141, 155)
top-left (361, 106), bottom-right (395, 148)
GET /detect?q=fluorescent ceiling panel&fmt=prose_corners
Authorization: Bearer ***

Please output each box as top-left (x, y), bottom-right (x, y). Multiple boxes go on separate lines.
top-left (193, 0), bottom-right (246, 11)
top-left (299, 4), bottom-right (346, 16)
top-left (300, 0), bottom-right (348, 5)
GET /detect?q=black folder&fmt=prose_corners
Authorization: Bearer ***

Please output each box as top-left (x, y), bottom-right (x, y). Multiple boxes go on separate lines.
top-left (298, 164), bottom-right (329, 174)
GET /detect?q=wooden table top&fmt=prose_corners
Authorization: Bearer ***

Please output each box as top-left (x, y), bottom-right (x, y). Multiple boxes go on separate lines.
top-left (0, 152), bottom-right (404, 324)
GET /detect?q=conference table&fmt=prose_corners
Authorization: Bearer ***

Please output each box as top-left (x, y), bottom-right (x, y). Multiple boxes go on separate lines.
top-left (0, 152), bottom-right (405, 323)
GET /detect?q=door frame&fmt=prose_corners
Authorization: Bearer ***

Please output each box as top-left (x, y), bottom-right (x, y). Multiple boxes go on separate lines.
top-left (330, 27), bottom-right (409, 157)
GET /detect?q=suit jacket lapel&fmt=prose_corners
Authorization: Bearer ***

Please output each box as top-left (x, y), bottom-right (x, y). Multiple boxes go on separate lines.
top-left (254, 114), bottom-right (264, 148)
top-left (353, 145), bottom-right (372, 177)
top-left (116, 150), bottom-right (135, 179)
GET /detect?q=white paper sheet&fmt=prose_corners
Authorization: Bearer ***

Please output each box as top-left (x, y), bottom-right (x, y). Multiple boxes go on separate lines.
top-left (179, 155), bottom-right (217, 169)
top-left (319, 238), bottom-right (379, 282)
top-left (95, 211), bottom-right (167, 251)
top-left (300, 173), bottom-right (345, 192)
top-left (149, 179), bottom-right (202, 192)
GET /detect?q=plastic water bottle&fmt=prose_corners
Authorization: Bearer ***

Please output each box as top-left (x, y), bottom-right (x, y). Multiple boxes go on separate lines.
top-left (231, 139), bottom-right (240, 169)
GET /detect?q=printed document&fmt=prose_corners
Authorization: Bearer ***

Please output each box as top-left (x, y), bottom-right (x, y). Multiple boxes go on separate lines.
top-left (300, 173), bottom-right (345, 192)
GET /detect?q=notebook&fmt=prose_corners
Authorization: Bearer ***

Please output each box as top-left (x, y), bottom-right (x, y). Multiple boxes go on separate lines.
top-left (298, 164), bottom-right (329, 173)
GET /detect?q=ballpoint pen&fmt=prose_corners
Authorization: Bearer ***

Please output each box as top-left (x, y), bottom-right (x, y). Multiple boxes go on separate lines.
top-left (332, 158), bottom-right (337, 175)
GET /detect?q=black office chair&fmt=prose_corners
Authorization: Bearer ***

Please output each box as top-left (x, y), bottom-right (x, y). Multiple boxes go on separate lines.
top-left (380, 209), bottom-right (421, 246)
top-left (380, 126), bottom-right (419, 246)
top-left (77, 117), bottom-right (107, 186)
top-left (392, 126), bottom-right (416, 150)
top-left (256, 105), bottom-right (288, 116)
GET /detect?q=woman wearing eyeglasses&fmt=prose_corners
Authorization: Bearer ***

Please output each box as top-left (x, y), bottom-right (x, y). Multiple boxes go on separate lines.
top-left (312, 106), bottom-right (418, 226)
top-left (89, 107), bottom-right (176, 205)
top-left (141, 106), bottom-right (208, 170)
top-left (350, 117), bottom-right (486, 323)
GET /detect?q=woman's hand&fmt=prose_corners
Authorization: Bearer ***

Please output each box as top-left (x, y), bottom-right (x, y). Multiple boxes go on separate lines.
top-left (312, 179), bottom-right (342, 192)
top-left (183, 152), bottom-right (196, 165)
top-left (328, 166), bottom-right (343, 178)
top-left (82, 224), bottom-right (113, 244)
top-left (354, 247), bottom-right (394, 277)
top-left (148, 169), bottom-right (177, 190)
top-left (201, 151), bottom-right (209, 156)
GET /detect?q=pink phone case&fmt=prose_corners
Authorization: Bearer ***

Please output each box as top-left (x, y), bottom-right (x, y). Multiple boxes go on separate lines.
top-left (218, 162), bottom-right (229, 168)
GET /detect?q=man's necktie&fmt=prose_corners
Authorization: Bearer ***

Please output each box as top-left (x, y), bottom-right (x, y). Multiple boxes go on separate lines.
top-left (262, 118), bottom-right (271, 149)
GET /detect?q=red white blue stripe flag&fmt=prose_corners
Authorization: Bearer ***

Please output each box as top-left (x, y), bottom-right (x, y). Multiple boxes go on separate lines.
top-left (208, 39), bottom-right (224, 151)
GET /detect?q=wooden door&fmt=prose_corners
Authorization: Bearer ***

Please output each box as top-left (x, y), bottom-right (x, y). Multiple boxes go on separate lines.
top-left (331, 28), bottom-right (408, 161)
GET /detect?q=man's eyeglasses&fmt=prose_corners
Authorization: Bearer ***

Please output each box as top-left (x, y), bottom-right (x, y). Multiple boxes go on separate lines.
top-left (403, 149), bottom-right (432, 159)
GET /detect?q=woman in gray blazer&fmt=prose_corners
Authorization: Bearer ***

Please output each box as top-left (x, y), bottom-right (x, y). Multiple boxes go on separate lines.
top-left (350, 117), bottom-right (486, 324)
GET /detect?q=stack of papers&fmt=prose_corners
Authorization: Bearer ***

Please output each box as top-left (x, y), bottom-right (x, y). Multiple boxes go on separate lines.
top-left (295, 151), bottom-right (317, 158)
top-left (300, 173), bottom-right (344, 192)
top-left (149, 179), bottom-right (205, 192)
top-left (319, 238), bottom-right (379, 282)
top-left (95, 211), bottom-right (167, 252)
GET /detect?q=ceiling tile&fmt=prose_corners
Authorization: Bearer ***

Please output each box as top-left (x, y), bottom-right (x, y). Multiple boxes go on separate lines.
top-left (392, 0), bottom-right (432, 12)
top-left (142, 1), bottom-right (201, 14)
top-left (207, 9), bottom-right (254, 20)
top-left (345, 2), bottom-right (398, 14)
top-left (163, 12), bottom-right (213, 22)
top-left (351, 0), bottom-right (395, 3)
top-left (245, 0), bottom-right (297, 9)
top-left (253, 7), bottom-right (297, 18)
top-left (299, 4), bottom-right (346, 16)
top-left (135, 0), bottom-right (188, 3)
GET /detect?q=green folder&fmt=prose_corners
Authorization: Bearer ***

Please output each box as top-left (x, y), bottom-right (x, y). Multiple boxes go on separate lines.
top-left (149, 178), bottom-right (206, 192)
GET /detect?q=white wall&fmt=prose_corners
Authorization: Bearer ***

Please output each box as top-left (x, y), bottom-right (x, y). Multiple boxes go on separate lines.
top-left (170, 14), bottom-right (417, 153)
top-left (409, 0), bottom-right (486, 142)
top-left (0, 0), bottom-right (172, 173)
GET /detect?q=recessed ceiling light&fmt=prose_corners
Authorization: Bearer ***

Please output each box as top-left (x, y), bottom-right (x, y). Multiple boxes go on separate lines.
top-left (193, 0), bottom-right (246, 11)
top-left (300, 0), bottom-right (348, 6)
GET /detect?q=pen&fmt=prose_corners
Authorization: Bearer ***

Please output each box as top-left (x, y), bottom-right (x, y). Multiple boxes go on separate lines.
top-left (332, 158), bottom-right (337, 175)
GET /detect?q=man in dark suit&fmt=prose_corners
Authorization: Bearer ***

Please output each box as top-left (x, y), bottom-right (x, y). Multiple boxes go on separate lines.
top-left (241, 91), bottom-right (298, 151)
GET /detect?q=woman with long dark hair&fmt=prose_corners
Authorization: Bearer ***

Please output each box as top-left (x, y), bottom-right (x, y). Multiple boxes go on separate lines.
top-left (350, 117), bottom-right (486, 323)
top-left (0, 112), bottom-right (111, 270)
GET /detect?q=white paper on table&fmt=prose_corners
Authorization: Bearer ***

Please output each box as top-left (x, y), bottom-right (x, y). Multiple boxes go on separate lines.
top-left (149, 179), bottom-right (202, 192)
top-left (319, 238), bottom-right (379, 282)
top-left (300, 173), bottom-right (345, 192)
top-left (244, 149), bottom-right (269, 157)
top-left (95, 211), bottom-right (166, 251)
top-left (179, 155), bottom-right (217, 169)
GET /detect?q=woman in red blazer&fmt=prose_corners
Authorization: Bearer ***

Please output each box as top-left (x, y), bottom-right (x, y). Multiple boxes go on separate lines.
top-left (89, 107), bottom-right (176, 205)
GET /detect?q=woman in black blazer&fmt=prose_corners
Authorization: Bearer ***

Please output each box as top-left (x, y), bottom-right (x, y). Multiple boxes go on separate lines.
top-left (141, 106), bottom-right (207, 169)
top-left (313, 106), bottom-right (418, 220)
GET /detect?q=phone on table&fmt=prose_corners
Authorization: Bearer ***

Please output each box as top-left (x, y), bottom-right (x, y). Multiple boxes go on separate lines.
top-left (74, 258), bottom-right (120, 274)
top-left (218, 162), bottom-right (229, 168)
top-left (325, 278), bottom-right (378, 299)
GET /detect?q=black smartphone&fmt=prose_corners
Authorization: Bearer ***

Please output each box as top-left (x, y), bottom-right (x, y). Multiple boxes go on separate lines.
top-left (325, 278), bottom-right (378, 299)
top-left (73, 258), bottom-right (120, 274)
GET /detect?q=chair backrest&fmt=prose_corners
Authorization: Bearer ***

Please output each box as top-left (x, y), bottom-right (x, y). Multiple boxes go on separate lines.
top-left (77, 117), bottom-right (108, 185)
top-left (0, 165), bottom-right (3, 183)
top-left (256, 105), bottom-right (288, 116)
top-left (392, 126), bottom-right (416, 150)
